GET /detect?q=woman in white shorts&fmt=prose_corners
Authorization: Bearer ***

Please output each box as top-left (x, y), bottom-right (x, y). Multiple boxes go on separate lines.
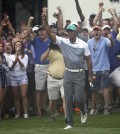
top-left (8, 41), bottom-right (28, 118)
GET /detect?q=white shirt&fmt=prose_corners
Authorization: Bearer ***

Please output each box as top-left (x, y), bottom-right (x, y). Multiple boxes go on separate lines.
top-left (8, 54), bottom-right (28, 76)
top-left (4, 52), bottom-right (11, 64)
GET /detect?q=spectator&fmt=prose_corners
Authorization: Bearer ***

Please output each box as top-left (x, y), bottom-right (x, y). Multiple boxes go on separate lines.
top-left (0, 42), bottom-right (9, 120)
top-left (27, 17), bottom-right (50, 117)
top-left (8, 41), bottom-right (29, 118)
top-left (3, 41), bottom-right (14, 118)
top-left (22, 37), bottom-right (36, 115)
top-left (116, 28), bottom-right (120, 41)
top-left (87, 25), bottom-right (113, 115)
top-left (41, 41), bottom-right (66, 122)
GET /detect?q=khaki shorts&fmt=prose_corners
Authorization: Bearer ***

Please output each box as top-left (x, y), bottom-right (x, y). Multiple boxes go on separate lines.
top-left (35, 64), bottom-right (48, 90)
top-left (109, 67), bottom-right (120, 87)
top-left (47, 75), bottom-right (64, 100)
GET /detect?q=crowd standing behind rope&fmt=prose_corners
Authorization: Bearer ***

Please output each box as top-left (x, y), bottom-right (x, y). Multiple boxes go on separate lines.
top-left (0, 0), bottom-right (120, 130)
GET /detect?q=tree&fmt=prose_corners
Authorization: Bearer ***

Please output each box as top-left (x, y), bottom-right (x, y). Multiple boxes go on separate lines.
top-left (110, 0), bottom-right (119, 2)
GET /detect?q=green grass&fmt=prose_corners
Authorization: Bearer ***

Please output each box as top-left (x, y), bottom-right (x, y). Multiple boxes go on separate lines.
top-left (0, 113), bottom-right (120, 134)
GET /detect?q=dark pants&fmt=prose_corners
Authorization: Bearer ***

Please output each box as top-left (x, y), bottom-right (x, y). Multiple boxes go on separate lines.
top-left (63, 70), bottom-right (86, 126)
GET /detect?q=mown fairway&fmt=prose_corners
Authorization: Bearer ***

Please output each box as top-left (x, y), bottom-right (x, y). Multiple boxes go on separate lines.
top-left (0, 113), bottom-right (120, 134)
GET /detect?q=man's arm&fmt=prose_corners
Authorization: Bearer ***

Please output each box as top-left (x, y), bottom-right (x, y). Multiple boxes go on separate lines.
top-left (7, 20), bottom-right (15, 34)
top-left (0, 20), bottom-right (15, 36)
top-left (107, 34), bottom-right (114, 47)
top-left (93, 3), bottom-right (105, 26)
top-left (42, 8), bottom-right (56, 43)
top-left (27, 16), bottom-right (34, 39)
top-left (41, 48), bottom-right (50, 62)
top-left (74, 0), bottom-right (85, 22)
top-left (108, 8), bottom-right (120, 32)
top-left (85, 55), bottom-right (92, 82)
top-left (0, 22), bottom-right (4, 38)
top-left (53, 7), bottom-right (63, 34)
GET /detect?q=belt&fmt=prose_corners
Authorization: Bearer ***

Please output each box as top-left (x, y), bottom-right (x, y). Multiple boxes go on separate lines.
top-left (49, 74), bottom-right (63, 80)
top-left (35, 64), bottom-right (48, 67)
top-left (66, 68), bottom-right (83, 72)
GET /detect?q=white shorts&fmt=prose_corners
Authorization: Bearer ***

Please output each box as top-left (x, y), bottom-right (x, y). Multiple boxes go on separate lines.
top-left (10, 74), bottom-right (28, 86)
top-left (35, 64), bottom-right (48, 90)
top-left (109, 67), bottom-right (120, 87)
top-left (47, 75), bottom-right (64, 100)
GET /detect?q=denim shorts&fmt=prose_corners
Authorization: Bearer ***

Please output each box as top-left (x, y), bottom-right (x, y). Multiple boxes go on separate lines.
top-left (10, 74), bottom-right (28, 86)
top-left (91, 70), bottom-right (110, 90)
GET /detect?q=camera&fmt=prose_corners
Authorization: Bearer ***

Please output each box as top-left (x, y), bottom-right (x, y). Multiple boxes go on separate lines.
top-left (48, 41), bottom-right (60, 50)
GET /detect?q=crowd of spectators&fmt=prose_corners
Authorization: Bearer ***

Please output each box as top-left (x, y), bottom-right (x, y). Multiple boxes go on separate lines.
top-left (0, 0), bottom-right (120, 129)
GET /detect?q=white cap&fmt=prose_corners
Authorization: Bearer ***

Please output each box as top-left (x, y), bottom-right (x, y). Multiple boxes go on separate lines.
top-left (32, 25), bottom-right (39, 32)
top-left (102, 25), bottom-right (111, 30)
top-left (70, 21), bottom-right (78, 27)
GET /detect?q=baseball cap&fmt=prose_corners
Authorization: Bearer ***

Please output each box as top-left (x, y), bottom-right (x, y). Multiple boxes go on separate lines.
top-left (50, 23), bottom-right (57, 28)
top-left (66, 24), bottom-right (77, 31)
top-left (89, 13), bottom-right (96, 20)
top-left (32, 25), bottom-right (40, 32)
top-left (90, 13), bottom-right (96, 17)
top-left (93, 26), bottom-right (102, 31)
top-left (102, 25), bottom-right (111, 30)
top-left (82, 27), bottom-right (89, 32)
top-left (71, 22), bottom-right (78, 27)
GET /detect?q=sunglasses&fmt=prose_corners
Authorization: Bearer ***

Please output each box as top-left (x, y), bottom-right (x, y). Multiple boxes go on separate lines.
top-left (93, 43), bottom-right (97, 51)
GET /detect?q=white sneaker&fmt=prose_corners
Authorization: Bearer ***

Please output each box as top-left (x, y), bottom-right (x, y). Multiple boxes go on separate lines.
top-left (89, 109), bottom-right (95, 115)
top-left (81, 112), bottom-right (87, 124)
top-left (64, 125), bottom-right (73, 130)
top-left (54, 112), bottom-right (59, 117)
top-left (23, 114), bottom-right (29, 119)
top-left (14, 114), bottom-right (20, 119)
top-left (104, 109), bottom-right (110, 115)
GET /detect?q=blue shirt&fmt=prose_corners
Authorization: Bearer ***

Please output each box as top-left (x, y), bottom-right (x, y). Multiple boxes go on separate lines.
top-left (33, 36), bottom-right (50, 65)
top-left (87, 36), bottom-right (110, 72)
top-left (109, 31), bottom-right (120, 73)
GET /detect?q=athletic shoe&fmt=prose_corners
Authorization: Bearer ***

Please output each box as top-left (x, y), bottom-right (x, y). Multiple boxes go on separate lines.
top-left (64, 125), bottom-right (73, 130)
top-left (54, 112), bottom-right (59, 117)
top-left (51, 116), bottom-right (56, 122)
top-left (23, 114), bottom-right (29, 119)
top-left (14, 114), bottom-right (20, 119)
top-left (89, 109), bottom-right (95, 115)
top-left (74, 107), bottom-right (80, 113)
top-left (81, 112), bottom-right (87, 123)
top-left (104, 109), bottom-right (110, 115)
